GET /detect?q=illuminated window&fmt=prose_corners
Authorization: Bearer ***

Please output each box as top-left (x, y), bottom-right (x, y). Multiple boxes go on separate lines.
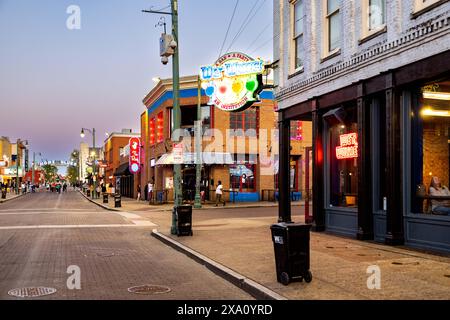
top-left (328, 106), bottom-right (358, 208)
top-left (156, 112), bottom-right (164, 143)
top-left (230, 155), bottom-right (256, 191)
top-left (149, 118), bottom-right (156, 145)
top-left (290, 121), bottom-right (303, 141)
top-left (412, 80), bottom-right (450, 215)
top-left (324, 0), bottom-right (341, 54)
top-left (292, 0), bottom-right (304, 71)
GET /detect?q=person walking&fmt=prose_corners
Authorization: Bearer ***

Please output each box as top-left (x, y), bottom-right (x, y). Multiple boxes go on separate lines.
top-left (148, 179), bottom-right (154, 204)
top-left (137, 184), bottom-right (141, 201)
top-left (215, 180), bottom-right (225, 207)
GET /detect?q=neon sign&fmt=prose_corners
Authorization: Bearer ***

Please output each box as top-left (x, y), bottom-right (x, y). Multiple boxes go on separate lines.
top-left (200, 52), bottom-right (264, 112)
top-left (336, 133), bottom-right (358, 159)
top-left (129, 137), bottom-right (141, 174)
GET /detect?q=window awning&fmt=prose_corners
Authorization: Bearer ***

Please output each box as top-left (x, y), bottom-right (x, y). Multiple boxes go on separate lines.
top-left (114, 163), bottom-right (131, 176)
top-left (155, 152), bottom-right (234, 166)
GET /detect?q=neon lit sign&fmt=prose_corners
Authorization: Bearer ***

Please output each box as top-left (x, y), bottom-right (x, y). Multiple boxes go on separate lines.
top-left (336, 133), bottom-right (358, 159)
top-left (129, 137), bottom-right (141, 174)
top-left (200, 52), bottom-right (264, 112)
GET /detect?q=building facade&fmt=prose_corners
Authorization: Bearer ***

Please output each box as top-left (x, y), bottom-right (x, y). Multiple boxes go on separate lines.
top-left (0, 137), bottom-right (28, 186)
top-left (103, 130), bottom-right (140, 198)
top-left (141, 75), bottom-right (312, 203)
top-left (275, 0), bottom-right (450, 252)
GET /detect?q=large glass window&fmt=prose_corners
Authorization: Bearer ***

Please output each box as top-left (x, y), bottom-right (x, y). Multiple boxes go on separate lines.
top-left (230, 154), bottom-right (256, 192)
top-left (328, 106), bottom-right (358, 208)
top-left (293, 0), bottom-right (304, 70)
top-left (201, 105), bottom-right (212, 134)
top-left (326, 0), bottom-right (341, 53)
top-left (230, 107), bottom-right (259, 136)
top-left (412, 80), bottom-right (450, 215)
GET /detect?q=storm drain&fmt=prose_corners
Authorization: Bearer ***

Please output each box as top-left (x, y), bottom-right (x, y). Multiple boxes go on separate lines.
top-left (8, 287), bottom-right (57, 298)
top-left (128, 285), bottom-right (171, 295)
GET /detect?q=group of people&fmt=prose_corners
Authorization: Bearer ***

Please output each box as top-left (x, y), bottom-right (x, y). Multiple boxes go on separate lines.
top-left (136, 179), bottom-right (154, 204)
top-left (0, 181), bottom-right (36, 194)
top-left (46, 182), bottom-right (68, 194)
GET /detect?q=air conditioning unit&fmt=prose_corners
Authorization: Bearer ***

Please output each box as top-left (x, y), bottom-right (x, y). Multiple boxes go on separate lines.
top-left (160, 33), bottom-right (174, 57)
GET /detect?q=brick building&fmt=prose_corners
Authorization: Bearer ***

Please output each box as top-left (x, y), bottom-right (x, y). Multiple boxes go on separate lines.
top-left (103, 130), bottom-right (140, 198)
top-left (140, 75), bottom-right (312, 203)
top-left (274, 0), bottom-right (450, 253)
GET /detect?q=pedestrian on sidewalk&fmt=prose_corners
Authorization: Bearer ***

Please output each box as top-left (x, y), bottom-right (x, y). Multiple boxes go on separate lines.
top-left (137, 184), bottom-right (141, 201)
top-left (215, 180), bottom-right (225, 207)
top-left (148, 179), bottom-right (154, 204)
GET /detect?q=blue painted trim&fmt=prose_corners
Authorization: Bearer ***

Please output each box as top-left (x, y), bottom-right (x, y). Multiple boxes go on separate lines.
top-left (147, 88), bottom-right (274, 114)
top-left (233, 192), bottom-right (260, 202)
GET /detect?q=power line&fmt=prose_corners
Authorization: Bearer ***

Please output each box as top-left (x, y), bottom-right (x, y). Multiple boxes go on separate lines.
top-left (225, 0), bottom-right (267, 53)
top-left (245, 21), bottom-right (272, 52)
top-left (218, 0), bottom-right (240, 59)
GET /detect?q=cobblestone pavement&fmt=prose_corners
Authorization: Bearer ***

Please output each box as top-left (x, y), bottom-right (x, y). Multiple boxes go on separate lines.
top-left (0, 190), bottom-right (253, 300)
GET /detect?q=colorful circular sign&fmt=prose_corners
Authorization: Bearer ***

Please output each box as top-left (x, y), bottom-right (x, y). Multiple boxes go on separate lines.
top-left (200, 52), bottom-right (264, 112)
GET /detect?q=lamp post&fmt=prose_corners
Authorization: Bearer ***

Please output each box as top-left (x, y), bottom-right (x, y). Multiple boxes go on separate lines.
top-left (143, 0), bottom-right (181, 235)
top-left (194, 76), bottom-right (202, 209)
top-left (15, 139), bottom-right (28, 195)
top-left (80, 128), bottom-right (97, 198)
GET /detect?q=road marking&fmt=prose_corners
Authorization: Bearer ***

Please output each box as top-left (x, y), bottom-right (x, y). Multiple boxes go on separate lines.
top-left (0, 208), bottom-right (95, 212)
top-left (0, 223), bottom-right (157, 230)
top-left (0, 211), bottom-right (109, 215)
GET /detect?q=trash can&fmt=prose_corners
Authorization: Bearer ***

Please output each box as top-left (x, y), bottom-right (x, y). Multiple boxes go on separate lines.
top-left (270, 222), bottom-right (312, 285)
top-left (86, 190), bottom-right (91, 197)
top-left (103, 193), bottom-right (109, 204)
top-left (1, 189), bottom-right (6, 199)
top-left (176, 205), bottom-right (193, 236)
top-left (114, 194), bottom-right (121, 208)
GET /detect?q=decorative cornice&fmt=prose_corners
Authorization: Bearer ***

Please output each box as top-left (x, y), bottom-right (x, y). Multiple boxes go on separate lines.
top-left (276, 11), bottom-right (450, 102)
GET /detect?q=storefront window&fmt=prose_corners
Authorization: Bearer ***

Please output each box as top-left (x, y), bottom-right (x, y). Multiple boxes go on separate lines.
top-left (412, 80), bottom-right (450, 215)
top-left (328, 106), bottom-right (358, 208)
top-left (230, 107), bottom-right (259, 136)
top-left (230, 154), bottom-right (256, 191)
top-left (201, 105), bottom-right (211, 134)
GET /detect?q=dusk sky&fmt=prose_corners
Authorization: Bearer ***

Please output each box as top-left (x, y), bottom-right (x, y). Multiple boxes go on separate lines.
top-left (0, 0), bottom-right (273, 166)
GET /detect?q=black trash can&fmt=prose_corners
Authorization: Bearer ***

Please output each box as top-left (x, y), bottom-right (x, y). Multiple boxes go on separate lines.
top-left (86, 190), bottom-right (91, 197)
top-left (1, 189), bottom-right (6, 199)
top-left (176, 205), bottom-right (193, 236)
top-left (270, 222), bottom-right (312, 285)
top-left (103, 193), bottom-right (109, 204)
top-left (114, 194), bottom-right (121, 208)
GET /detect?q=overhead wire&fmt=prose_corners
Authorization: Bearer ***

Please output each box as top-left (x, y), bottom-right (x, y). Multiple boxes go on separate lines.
top-left (218, 0), bottom-right (240, 59)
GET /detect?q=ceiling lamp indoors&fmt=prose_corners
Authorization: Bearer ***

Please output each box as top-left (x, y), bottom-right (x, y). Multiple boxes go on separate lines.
top-left (421, 108), bottom-right (450, 117)
top-left (422, 91), bottom-right (450, 101)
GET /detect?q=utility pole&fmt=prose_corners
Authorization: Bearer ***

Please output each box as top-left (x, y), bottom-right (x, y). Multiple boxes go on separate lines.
top-left (15, 139), bottom-right (19, 195)
top-left (194, 76), bottom-right (202, 209)
top-left (143, 0), bottom-right (182, 235)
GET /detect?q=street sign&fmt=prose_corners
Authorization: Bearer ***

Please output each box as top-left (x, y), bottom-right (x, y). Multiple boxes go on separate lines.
top-left (173, 143), bottom-right (183, 164)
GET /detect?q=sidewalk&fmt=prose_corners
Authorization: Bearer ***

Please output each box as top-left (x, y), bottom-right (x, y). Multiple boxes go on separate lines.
top-left (87, 192), bottom-right (307, 212)
top-left (0, 192), bottom-right (28, 203)
top-left (85, 192), bottom-right (450, 300)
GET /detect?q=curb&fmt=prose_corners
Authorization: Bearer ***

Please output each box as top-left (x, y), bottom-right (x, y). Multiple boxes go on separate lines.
top-left (151, 229), bottom-right (288, 301)
top-left (0, 192), bottom-right (28, 204)
top-left (78, 190), bottom-right (121, 212)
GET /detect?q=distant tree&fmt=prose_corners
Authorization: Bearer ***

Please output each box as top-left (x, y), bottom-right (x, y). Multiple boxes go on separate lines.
top-left (41, 164), bottom-right (58, 183)
top-left (67, 149), bottom-right (80, 184)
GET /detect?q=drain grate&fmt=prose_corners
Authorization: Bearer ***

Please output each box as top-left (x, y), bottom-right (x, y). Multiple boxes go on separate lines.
top-left (128, 285), bottom-right (171, 295)
top-left (8, 287), bottom-right (57, 298)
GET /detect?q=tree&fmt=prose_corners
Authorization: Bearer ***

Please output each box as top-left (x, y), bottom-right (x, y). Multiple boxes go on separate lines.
top-left (41, 164), bottom-right (58, 183)
top-left (67, 149), bottom-right (80, 184)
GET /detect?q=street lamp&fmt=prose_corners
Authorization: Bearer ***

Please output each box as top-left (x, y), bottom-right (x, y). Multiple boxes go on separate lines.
top-left (80, 128), bottom-right (97, 198)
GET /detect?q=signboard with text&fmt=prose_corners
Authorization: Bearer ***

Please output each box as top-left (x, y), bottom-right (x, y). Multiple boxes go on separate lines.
top-left (129, 137), bottom-right (141, 174)
top-left (336, 133), bottom-right (358, 160)
top-left (200, 52), bottom-right (264, 112)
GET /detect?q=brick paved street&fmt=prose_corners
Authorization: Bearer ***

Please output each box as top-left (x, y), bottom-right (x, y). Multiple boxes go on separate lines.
top-left (0, 190), bottom-right (252, 300)
top-left (93, 195), bottom-right (450, 300)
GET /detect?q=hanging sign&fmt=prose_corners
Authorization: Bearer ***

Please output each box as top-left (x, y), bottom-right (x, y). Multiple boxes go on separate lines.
top-left (173, 143), bottom-right (183, 164)
top-left (336, 133), bottom-right (358, 159)
top-left (199, 52), bottom-right (264, 112)
top-left (129, 137), bottom-right (141, 174)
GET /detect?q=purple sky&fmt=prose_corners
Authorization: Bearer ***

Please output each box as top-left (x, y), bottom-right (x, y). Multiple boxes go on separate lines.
top-left (0, 0), bottom-right (273, 165)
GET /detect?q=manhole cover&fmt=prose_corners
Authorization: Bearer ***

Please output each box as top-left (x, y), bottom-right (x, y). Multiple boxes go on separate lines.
top-left (128, 285), bottom-right (171, 295)
top-left (8, 287), bottom-right (57, 298)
